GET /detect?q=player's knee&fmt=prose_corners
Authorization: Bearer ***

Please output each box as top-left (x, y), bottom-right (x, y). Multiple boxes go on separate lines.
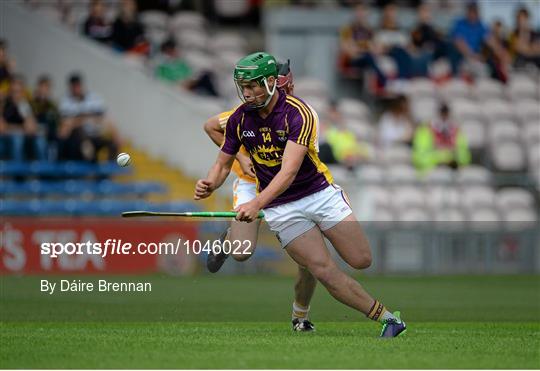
top-left (309, 262), bottom-right (336, 285)
top-left (349, 251), bottom-right (372, 270)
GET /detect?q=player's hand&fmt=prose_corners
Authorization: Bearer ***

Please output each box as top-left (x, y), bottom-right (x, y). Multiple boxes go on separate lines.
top-left (237, 153), bottom-right (256, 179)
top-left (234, 199), bottom-right (261, 223)
top-left (194, 179), bottom-right (213, 200)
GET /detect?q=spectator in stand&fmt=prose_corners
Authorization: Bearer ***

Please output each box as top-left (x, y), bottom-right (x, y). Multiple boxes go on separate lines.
top-left (323, 101), bottom-right (371, 170)
top-left (378, 94), bottom-right (414, 148)
top-left (0, 75), bottom-right (47, 161)
top-left (111, 0), bottom-right (147, 54)
top-left (82, 0), bottom-right (112, 45)
top-left (155, 38), bottom-right (219, 96)
top-left (375, 2), bottom-right (431, 79)
top-left (448, 1), bottom-right (509, 81)
top-left (509, 7), bottom-right (540, 68)
top-left (339, 4), bottom-right (387, 87)
top-left (58, 72), bottom-right (120, 162)
top-left (412, 103), bottom-right (471, 173)
top-left (0, 40), bottom-right (16, 100)
top-left (31, 75), bottom-right (60, 159)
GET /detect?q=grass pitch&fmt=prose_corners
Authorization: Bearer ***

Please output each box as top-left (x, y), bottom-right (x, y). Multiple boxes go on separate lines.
top-left (1, 275), bottom-right (539, 369)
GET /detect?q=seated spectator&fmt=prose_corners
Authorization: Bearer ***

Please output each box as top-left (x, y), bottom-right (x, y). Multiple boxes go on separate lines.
top-left (323, 102), bottom-right (371, 170)
top-left (0, 75), bottom-right (47, 161)
top-left (449, 1), bottom-right (509, 81)
top-left (339, 4), bottom-right (387, 87)
top-left (31, 75), bottom-right (60, 159)
top-left (0, 39), bottom-right (16, 100)
top-left (58, 73), bottom-right (120, 162)
top-left (509, 7), bottom-right (540, 68)
top-left (412, 103), bottom-right (471, 173)
top-left (82, 0), bottom-right (112, 44)
top-left (155, 39), bottom-right (219, 96)
top-left (111, 0), bottom-right (148, 54)
top-left (375, 2), bottom-right (431, 79)
top-left (378, 94), bottom-right (414, 148)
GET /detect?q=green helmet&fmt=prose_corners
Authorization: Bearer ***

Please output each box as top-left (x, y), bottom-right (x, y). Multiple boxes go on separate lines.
top-left (234, 52), bottom-right (278, 109)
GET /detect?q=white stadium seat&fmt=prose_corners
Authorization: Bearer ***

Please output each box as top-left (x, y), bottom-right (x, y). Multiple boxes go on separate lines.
top-left (457, 165), bottom-right (492, 185)
top-left (140, 11), bottom-right (169, 31)
top-left (440, 78), bottom-right (472, 100)
top-left (397, 207), bottom-right (431, 223)
top-left (508, 75), bottom-right (538, 100)
top-left (391, 185), bottom-right (425, 209)
top-left (462, 186), bottom-right (496, 210)
top-left (411, 97), bottom-right (438, 123)
top-left (496, 188), bottom-right (535, 210)
top-left (170, 12), bottom-right (206, 31)
top-left (423, 167), bottom-right (455, 184)
top-left (474, 78), bottom-right (505, 100)
top-left (345, 120), bottom-right (375, 143)
top-left (338, 98), bottom-right (370, 121)
top-left (379, 145), bottom-right (411, 165)
top-left (513, 99), bottom-right (540, 124)
top-left (460, 119), bottom-right (485, 149)
top-left (488, 121), bottom-right (521, 144)
top-left (482, 99), bottom-right (515, 124)
top-left (451, 98), bottom-right (485, 122)
top-left (426, 185), bottom-right (461, 208)
top-left (386, 164), bottom-right (418, 183)
top-left (293, 77), bottom-right (329, 99)
top-left (408, 78), bottom-right (436, 98)
top-left (490, 140), bottom-right (526, 171)
top-left (356, 164), bottom-right (384, 184)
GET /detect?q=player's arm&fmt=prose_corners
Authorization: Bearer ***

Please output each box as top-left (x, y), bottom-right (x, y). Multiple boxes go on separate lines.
top-left (203, 114), bottom-right (224, 147)
top-left (194, 150), bottom-right (235, 200)
top-left (203, 113), bottom-right (255, 178)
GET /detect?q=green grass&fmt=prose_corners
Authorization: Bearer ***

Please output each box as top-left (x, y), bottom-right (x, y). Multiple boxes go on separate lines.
top-left (1, 275), bottom-right (539, 368)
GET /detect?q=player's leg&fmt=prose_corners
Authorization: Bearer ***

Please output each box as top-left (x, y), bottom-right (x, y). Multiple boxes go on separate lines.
top-left (291, 265), bottom-right (317, 331)
top-left (317, 185), bottom-right (406, 336)
top-left (285, 227), bottom-right (405, 337)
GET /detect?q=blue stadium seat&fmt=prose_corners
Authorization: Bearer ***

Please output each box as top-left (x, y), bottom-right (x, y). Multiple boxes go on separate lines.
top-left (0, 161), bottom-right (29, 176)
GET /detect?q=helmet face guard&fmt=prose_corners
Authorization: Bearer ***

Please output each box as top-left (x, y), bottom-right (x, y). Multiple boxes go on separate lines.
top-left (234, 52), bottom-right (278, 110)
top-left (234, 76), bottom-right (277, 110)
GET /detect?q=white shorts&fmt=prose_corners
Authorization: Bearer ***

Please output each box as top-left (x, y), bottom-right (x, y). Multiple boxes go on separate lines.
top-left (263, 184), bottom-right (353, 248)
top-left (232, 178), bottom-right (257, 208)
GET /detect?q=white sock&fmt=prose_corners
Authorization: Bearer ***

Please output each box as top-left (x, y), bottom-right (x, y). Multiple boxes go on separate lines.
top-left (292, 301), bottom-right (310, 320)
top-left (380, 310), bottom-right (397, 323)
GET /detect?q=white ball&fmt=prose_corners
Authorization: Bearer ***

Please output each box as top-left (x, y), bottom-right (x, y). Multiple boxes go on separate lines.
top-left (116, 152), bottom-right (131, 167)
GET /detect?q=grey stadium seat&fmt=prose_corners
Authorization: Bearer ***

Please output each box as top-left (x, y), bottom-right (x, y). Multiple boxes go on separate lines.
top-left (426, 185), bottom-right (461, 208)
top-left (496, 188), bottom-right (535, 211)
top-left (457, 165), bottom-right (492, 185)
top-left (460, 119), bottom-right (486, 149)
top-left (391, 185), bottom-right (425, 209)
top-left (468, 207), bottom-right (501, 230)
top-left (474, 78), bottom-right (505, 100)
top-left (462, 186), bottom-right (496, 210)
top-left (490, 140), bottom-right (526, 172)
top-left (482, 99), bottom-right (515, 124)
top-left (386, 164), bottom-right (418, 183)
top-left (338, 98), bottom-right (370, 121)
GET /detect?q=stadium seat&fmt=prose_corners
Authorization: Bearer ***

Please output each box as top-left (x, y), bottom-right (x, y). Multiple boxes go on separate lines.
top-left (513, 99), bottom-right (540, 125)
top-left (411, 96), bottom-right (437, 123)
top-left (457, 165), bottom-right (492, 185)
top-left (338, 98), bottom-right (370, 121)
top-left (378, 145), bottom-right (411, 165)
top-left (522, 121), bottom-right (540, 147)
top-left (482, 99), bottom-right (515, 124)
top-left (490, 141), bottom-right (526, 172)
top-left (302, 96), bottom-right (329, 117)
top-left (170, 11), bottom-right (206, 32)
top-left (460, 119), bottom-right (485, 149)
top-left (356, 164), bottom-right (384, 184)
top-left (423, 167), bottom-right (455, 184)
top-left (496, 188), bottom-right (535, 211)
top-left (508, 75), bottom-right (538, 101)
top-left (294, 77), bottom-right (329, 99)
top-left (139, 10), bottom-right (169, 31)
top-left (502, 208), bottom-right (538, 230)
top-left (408, 78), bottom-right (436, 99)
top-left (176, 31), bottom-right (209, 52)
top-left (488, 121), bottom-right (521, 143)
top-left (345, 119), bottom-right (375, 142)
top-left (462, 186), bottom-right (496, 210)
top-left (371, 207), bottom-right (395, 224)
top-left (391, 185), bottom-right (425, 209)
top-left (473, 78), bottom-right (505, 100)
top-left (386, 164), bottom-right (418, 183)
top-left (451, 98), bottom-right (485, 123)
top-left (468, 207), bottom-right (501, 230)
top-left (397, 207), bottom-right (431, 224)
top-left (362, 185), bottom-right (392, 209)
top-left (440, 78), bottom-right (472, 100)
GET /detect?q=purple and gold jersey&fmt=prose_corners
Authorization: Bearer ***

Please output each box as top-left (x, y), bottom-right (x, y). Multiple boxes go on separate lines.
top-left (221, 90), bottom-right (333, 208)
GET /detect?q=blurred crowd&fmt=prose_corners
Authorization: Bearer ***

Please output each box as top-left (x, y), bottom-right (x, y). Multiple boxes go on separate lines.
top-left (0, 39), bottom-right (121, 163)
top-left (340, 1), bottom-right (540, 87)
